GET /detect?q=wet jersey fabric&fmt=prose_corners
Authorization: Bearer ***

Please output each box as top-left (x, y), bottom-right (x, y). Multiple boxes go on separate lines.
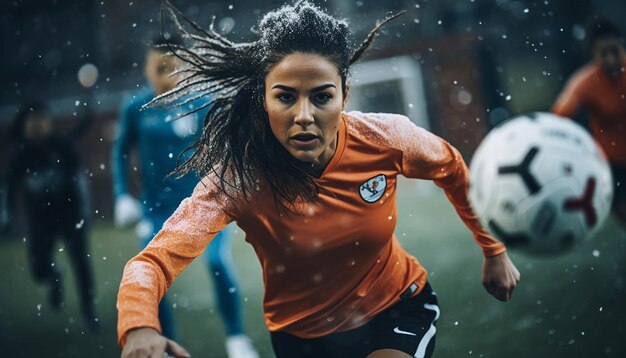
top-left (111, 86), bottom-right (206, 215)
top-left (117, 111), bottom-right (505, 345)
top-left (552, 60), bottom-right (626, 166)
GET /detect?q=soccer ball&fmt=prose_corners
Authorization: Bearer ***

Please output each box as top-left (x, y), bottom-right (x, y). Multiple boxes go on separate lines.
top-left (468, 112), bottom-right (613, 255)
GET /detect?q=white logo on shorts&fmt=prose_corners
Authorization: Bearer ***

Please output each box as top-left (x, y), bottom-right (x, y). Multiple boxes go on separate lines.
top-left (359, 174), bottom-right (386, 203)
top-left (393, 327), bottom-right (417, 336)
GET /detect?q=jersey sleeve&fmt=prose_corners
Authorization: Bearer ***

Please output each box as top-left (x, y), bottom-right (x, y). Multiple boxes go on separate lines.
top-left (111, 94), bottom-right (140, 198)
top-left (116, 176), bottom-right (235, 346)
top-left (359, 113), bottom-right (506, 257)
top-left (552, 69), bottom-right (588, 118)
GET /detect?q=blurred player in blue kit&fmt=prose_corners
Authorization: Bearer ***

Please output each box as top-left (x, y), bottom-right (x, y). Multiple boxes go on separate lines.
top-left (111, 36), bottom-right (258, 357)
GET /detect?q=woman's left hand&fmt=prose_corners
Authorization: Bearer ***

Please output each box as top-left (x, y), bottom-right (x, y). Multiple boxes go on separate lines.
top-left (482, 251), bottom-right (520, 302)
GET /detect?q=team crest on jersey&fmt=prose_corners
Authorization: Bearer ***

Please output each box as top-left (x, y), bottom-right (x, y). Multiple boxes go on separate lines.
top-left (359, 174), bottom-right (387, 203)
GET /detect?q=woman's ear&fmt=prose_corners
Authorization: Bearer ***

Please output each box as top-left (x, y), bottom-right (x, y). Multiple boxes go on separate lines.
top-left (261, 85), bottom-right (268, 112)
top-left (342, 83), bottom-right (350, 110)
top-left (263, 95), bottom-right (268, 112)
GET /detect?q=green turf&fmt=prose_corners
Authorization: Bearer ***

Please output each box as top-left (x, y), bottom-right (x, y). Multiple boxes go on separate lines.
top-left (1, 181), bottom-right (625, 357)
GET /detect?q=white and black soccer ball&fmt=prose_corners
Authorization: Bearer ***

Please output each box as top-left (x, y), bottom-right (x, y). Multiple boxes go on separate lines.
top-left (469, 112), bottom-right (613, 255)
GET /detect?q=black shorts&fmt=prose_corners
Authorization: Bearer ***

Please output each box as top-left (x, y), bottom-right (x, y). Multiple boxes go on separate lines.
top-left (271, 282), bottom-right (440, 358)
top-left (611, 164), bottom-right (626, 208)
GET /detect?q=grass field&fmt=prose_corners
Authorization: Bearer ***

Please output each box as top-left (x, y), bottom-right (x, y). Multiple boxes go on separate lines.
top-left (1, 180), bottom-right (625, 357)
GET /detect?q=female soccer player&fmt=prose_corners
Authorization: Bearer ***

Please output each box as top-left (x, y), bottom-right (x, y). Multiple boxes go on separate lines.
top-left (117, 1), bottom-right (520, 357)
top-left (2, 102), bottom-right (100, 331)
top-left (112, 35), bottom-right (257, 358)
top-left (552, 16), bottom-right (626, 226)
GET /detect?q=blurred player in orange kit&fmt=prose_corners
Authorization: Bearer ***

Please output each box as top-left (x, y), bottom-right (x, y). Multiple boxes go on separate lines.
top-left (553, 16), bottom-right (626, 226)
top-left (116, 1), bottom-right (520, 357)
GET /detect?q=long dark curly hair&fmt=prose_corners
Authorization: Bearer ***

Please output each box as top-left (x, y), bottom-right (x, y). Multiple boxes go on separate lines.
top-left (153, 0), bottom-right (403, 212)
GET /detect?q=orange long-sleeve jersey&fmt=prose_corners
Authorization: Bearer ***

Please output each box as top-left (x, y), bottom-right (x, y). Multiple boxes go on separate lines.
top-left (552, 60), bottom-right (626, 166)
top-left (117, 111), bottom-right (506, 345)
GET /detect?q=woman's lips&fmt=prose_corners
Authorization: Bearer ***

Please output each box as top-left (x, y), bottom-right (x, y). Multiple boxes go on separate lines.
top-left (289, 135), bottom-right (319, 149)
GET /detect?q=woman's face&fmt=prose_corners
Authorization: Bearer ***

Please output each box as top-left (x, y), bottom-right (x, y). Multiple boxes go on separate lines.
top-left (264, 52), bottom-right (347, 172)
top-left (23, 112), bottom-right (53, 142)
top-left (593, 37), bottom-right (625, 79)
top-left (144, 49), bottom-right (179, 95)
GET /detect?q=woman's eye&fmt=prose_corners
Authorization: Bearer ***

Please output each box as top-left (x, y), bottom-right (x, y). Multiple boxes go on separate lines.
top-left (314, 93), bottom-right (332, 104)
top-left (277, 93), bottom-right (294, 103)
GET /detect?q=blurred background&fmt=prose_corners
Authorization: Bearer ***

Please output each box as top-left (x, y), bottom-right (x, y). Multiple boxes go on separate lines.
top-left (1, 0), bottom-right (625, 357)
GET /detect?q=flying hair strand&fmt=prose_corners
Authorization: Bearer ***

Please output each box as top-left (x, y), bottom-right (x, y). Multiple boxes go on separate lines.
top-left (349, 10), bottom-right (406, 65)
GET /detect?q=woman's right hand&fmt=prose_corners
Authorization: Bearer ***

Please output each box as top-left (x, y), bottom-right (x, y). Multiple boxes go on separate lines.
top-left (121, 327), bottom-right (190, 358)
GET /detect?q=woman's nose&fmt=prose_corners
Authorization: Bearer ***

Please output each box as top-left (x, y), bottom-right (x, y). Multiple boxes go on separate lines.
top-left (294, 99), bottom-right (314, 127)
